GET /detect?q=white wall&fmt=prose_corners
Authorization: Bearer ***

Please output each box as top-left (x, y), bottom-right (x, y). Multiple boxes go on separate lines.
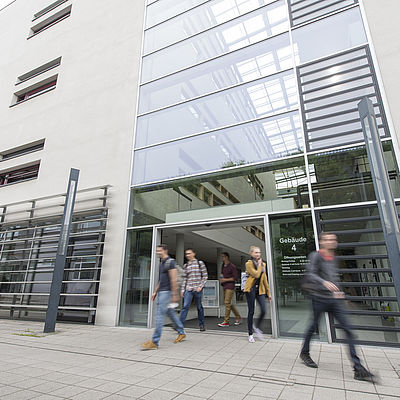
top-left (0, 0), bottom-right (145, 325)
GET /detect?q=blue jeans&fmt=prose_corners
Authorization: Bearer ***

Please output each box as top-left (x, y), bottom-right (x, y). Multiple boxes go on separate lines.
top-left (246, 286), bottom-right (266, 335)
top-left (152, 290), bottom-right (185, 345)
top-left (180, 290), bottom-right (205, 327)
top-left (301, 296), bottom-right (361, 368)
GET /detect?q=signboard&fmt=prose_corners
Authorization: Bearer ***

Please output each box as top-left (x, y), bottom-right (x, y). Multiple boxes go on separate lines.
top-left (203, 280), bottom-right (219, 308)
top-left (278, 236), bottom-right (308, 277)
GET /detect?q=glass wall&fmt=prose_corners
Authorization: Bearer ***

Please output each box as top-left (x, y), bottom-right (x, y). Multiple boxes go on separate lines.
top-left (119, 230), bottom-right (153, 326)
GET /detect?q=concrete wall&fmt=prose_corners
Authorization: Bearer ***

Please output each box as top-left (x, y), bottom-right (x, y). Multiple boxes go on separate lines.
top-left (0, 0), bottom-right (145, 325)
top-left (362, 0), bottom-right (400, 151)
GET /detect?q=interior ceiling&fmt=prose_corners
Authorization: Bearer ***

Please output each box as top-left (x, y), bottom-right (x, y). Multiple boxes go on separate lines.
top-left (161, 220), bottom-right (266, 268)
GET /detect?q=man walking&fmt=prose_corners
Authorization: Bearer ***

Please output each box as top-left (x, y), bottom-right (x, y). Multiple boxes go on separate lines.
top-left (300, 232), bottom-right (374, 381)
top-left (218, 252), bottom-right (241, 327)
top-left (141, 244), bottom-right (186, 350)
top-left (180, 248), bottom-right (208, 331)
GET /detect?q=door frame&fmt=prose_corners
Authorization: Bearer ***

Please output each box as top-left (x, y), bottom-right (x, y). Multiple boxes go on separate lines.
top-left (146, 208), bottom-right (318, 339)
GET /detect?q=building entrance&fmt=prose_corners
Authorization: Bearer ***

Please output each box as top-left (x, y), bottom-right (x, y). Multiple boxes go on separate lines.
top-left (159, 218), bottom-right (272, 334)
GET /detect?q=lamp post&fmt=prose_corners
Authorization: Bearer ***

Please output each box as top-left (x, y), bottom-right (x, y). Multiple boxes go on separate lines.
top-left (358, 97), bottom-right (400, 308)
top-left (44, 168), bottom-right (80, 333)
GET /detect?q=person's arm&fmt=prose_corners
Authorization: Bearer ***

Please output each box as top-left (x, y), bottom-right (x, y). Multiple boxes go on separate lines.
top-left (246, 260), bottom-right (262, 279)
top-left (181, 264), bottom-right (187, 297)
top-left (168, 268), bottom-right (179, 302)
top-left (308, 253), bottom-right (339, 292)
top-left (151, 282), bottom-right (160, 301)
top-left (263, 263), bottom-right (271, 299)
top-left (198, 261), bottom-right (208, 290)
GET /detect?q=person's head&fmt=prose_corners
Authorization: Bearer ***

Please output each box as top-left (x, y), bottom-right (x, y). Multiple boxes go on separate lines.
top-left (185, 248), bottom-right (196, 261)
top-left (319, 232), bottom-right (338, 251)
top-left (249, 246), bottom-right (261, 260)
top-left (222, 252), bottom-right (230, 264)
top-left (156, 244), bottom-right (169, 259)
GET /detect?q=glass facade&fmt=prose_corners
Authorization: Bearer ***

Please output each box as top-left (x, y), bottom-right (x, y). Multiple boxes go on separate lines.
top-left (121, 0), bottom-right (400, 346)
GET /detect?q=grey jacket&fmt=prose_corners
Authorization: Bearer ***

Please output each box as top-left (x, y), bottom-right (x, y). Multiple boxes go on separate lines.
top-left (302, 251), bottom-right (341, 298)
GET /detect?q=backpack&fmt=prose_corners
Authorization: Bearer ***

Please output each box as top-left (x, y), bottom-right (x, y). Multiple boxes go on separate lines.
top-left (164, 258), bottom-right (185, 289)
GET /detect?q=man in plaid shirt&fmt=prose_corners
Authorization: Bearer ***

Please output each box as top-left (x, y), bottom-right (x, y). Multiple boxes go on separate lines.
top-left (180, 248), bottom-right (208, 331)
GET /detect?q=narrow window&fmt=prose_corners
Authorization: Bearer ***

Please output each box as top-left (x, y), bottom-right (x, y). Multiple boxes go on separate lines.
top-left (29, 5), bottom-right (72, 37)
top-left (0, 163), bottom-right (40, 187)
top-left (17, 57), bottom-right (61, 84)
top-left (33, 0), bottom-right (68, 20)
top-left (0, 140), bottom-right (45, 162)
top-left (13, 77), bottom-right (57, 105)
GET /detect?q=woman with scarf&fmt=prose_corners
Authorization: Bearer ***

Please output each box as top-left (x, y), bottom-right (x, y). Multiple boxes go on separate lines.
top-left (244, 246), bottom-right (271, 342)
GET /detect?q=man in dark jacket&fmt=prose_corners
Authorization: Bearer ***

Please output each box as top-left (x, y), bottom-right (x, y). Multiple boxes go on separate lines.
top-left (300, 232), bottom-right (374, 381)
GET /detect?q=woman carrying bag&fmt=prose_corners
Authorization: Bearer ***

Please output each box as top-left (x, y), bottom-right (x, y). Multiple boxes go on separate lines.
top-left (244, 246), bottom-right (271, 342)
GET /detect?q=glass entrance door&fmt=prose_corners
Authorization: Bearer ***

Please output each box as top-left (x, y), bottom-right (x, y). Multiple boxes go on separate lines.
top-left (269, 212), bottom-right (327, 340)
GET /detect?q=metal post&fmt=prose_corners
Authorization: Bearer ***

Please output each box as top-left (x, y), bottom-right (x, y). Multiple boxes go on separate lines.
top-left (358, 97), bottom-right (400, 307)
top-left (44, 168), bottom-right (79, 333)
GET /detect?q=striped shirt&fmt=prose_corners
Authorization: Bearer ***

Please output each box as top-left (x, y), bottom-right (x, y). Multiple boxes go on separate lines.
top-left (181, 259), bottom-right (208, 292)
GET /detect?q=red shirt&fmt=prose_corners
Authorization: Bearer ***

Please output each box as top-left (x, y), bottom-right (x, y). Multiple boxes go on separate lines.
top-left (222, 262), bottom-right (238, 290)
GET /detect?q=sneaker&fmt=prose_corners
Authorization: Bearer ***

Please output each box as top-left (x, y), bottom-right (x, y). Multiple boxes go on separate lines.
top-left (300, 352), bottom-right (318, 368)
top-left (218, 322), bottom-right (230, 327)
top-left (200, 325), bottom-right (206, 332)
top-left (253, 326), bottom-right (264, 341)
top-left (354, 365), bottom-right (375, 382)
top-left (141, 339), bottom-right (158, 350)
top-left (248, 335), bottom-right (255, 343)
top-left (234, 318), bottom-right (242, 326)
top-left (173, 334), bottom-right (186, 343)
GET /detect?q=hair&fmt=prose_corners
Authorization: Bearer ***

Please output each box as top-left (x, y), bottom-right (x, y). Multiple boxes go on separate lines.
top-left (222, 252), bottom-right (230, 259)
top-left (318, 232), bottom-right (336, 241)
top-left (185, 248), bottom-right (195, 254)
top-left (249, 246), bottom-right (261, 255)
top-left (157, 244), bottom-right (168, 251)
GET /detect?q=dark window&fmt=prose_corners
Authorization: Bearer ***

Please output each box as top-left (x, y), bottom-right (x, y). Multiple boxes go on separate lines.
top-left (1, 140), bottom-right (45, 161)
top-left (0, 164), bottom-right (40, 187)
top-left (16, 79), bottom-right (57, 104)
top-left (17, 58), bottom-right (61, 84)
top-left (33, 0), bottom-right (68, 20)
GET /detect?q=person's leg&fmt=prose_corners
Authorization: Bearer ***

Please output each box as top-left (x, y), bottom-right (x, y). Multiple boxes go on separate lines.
top-left (301, 297), bottom-right (325, 355)
top-left (331, 299), bottom-right (361, 368)
top-left (255, 293), bottom-right (266, 331)
top-left (228, 289), bottom-right (241, 319)
top-left (246, 287), bottom-right (256, 335)
top-left (167, 307), bottom-right (186, 335)
top-left (152, 291), bottom-right (170, 346)
top-left (194, 290), bottom-right (205, 327)
top-left (179, 291), bottom-right (194, 325)
top-left (223, 289), bottom-right (233, 323)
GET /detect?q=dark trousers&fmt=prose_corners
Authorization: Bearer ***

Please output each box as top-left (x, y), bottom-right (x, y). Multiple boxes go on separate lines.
top-left (245, 286), bottom-right (266, 335)
top-left (301, 296), bottom-right (361, 367)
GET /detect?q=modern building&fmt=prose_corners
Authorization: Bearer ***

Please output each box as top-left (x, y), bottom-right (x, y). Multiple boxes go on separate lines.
top-left (1, 0), bottom-right (400, 346)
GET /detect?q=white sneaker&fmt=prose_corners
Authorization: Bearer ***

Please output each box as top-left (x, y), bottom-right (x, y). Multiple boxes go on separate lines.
top-left (248, 335), bottom-right (255, 343)
top-left (253, 326), bottom-right (264, 341)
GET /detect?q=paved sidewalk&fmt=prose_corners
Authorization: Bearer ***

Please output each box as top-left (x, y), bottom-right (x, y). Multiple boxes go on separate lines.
top-left (0, 320), bottom-right (399, 400)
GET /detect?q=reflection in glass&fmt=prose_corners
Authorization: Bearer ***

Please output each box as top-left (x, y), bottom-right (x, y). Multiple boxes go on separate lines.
top-left (270, 213), bottom-right (319, 338)
top-left (139, 33), bottom-right (292, 113)
top-left (136, 70), bottom-right (297, 147)
top-left (292, 7), bottom-right (367, 65)
top-left (133, 111), bottom-right (302, 185)
top-left (119, 229), bottom-right (152, 326)
top-left (142, 2), bottom-right (289, 82)
top-left (130, 157), bottom-right (309, 227)
top-left (307, 142), bottom-right (400, 207)
top-left (144, 0), bottom-right (278, 54)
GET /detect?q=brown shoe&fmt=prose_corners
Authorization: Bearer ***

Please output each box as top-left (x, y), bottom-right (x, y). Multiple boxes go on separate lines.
top-left (174, 334), bottom-right (186, 343)
top-left (141, 339), bottom-right (158, 350)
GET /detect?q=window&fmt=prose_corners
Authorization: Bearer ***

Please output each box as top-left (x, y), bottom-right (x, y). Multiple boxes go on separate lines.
top-left (33, 0), bottom-right (68, 20)
top-left (0, 163), bottom-right (40, 187)
top-left (29, 5), bottom-right (72, 37)
top-left (0, 140), bottom-right (45, 162)
top-left (14, 78), bottom-right (57, 105)
top-left (17, 57), bottom-right (61, 84)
